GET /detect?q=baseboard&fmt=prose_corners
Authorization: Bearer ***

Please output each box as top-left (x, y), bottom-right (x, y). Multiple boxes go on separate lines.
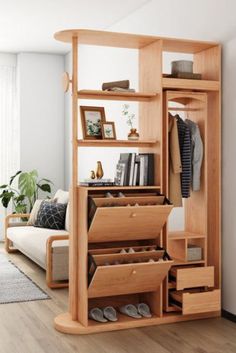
top-left (222, 309), bottom-right (236, 323)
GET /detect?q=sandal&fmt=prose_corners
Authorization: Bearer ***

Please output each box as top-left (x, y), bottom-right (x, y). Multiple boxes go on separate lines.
top-left (89, 308), bottom-right (108, 323)
top-left (119, 304), bottom-right (142, 319)
top-left (103, 306), bottom-right (118, 322)
top-left (136, 303), bottom-right (152, 318)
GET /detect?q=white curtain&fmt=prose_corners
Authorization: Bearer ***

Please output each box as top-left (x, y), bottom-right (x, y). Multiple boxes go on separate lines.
top-left (0, 64), bottom-right (19, 240)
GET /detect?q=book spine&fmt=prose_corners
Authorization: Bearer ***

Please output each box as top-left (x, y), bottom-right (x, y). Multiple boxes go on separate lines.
top-left (148, 154), bottom-right (154, 186)
top-left (133, 163), bottom-right (138, 186)
top-left (129, 153), bottom-right (136, 186)
top-left (139, 156), bottom-right (145, 186)
top-left (143, 156), bottom-right (148, 186)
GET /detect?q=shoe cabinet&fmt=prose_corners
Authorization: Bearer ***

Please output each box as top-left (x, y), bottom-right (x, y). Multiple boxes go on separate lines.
top-left (54, 29), bottom-right (221, 334)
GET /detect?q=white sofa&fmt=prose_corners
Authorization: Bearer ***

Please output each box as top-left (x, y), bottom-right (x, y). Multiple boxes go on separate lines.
top-left (5, 190), bottom-right (69, 288)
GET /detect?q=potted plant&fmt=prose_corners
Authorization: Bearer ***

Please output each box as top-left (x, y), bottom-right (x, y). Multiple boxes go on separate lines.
top-left (0, 170), bottom-right (53, 214)
top-left (122, 104), bottom-right (139, 140)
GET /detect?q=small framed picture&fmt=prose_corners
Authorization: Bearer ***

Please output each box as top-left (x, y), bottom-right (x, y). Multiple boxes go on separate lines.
top-left (101, 121), bottom-right (116, 140)
top-left (80, 106), bottom-right (106, 140)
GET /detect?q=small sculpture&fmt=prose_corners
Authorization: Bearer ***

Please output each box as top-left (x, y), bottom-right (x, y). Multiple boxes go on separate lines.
top-left (90, 170), bottom-right (96, 179)
top-left (96, 161), bottom-right (104, 179)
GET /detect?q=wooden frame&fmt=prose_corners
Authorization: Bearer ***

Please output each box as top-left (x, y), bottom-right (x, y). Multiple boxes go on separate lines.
top-left (54, 29), bottom-right (221, 335)
top-left (101, 121), bottom-right (116, 140)
top-left (80, 106), bottom-right (106, 140)
top-left (5, 213), bottom-right (69, 289)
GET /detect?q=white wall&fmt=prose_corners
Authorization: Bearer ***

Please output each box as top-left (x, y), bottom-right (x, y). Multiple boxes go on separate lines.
top-left (222, 38), bottom-right (236, 314)
top-left (0, 53), bottom-right (18, 239)
top-left (64, 46), bottom-right (139, 189)
top-left (18, 53), bottom-right (65, 194)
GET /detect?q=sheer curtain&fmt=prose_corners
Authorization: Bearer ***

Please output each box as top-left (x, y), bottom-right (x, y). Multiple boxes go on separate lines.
top-left (0, 61), bottom-right (19, 240)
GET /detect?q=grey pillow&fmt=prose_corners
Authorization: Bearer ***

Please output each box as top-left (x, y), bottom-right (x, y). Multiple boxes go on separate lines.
top-left (35, 201), bottom-right (67, 230)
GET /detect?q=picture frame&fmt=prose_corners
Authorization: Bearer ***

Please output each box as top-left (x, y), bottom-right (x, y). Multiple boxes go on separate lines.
top-left (80, 106), bottom-right (106, 140)
top-left (101, 121), bottom-right (117, 140)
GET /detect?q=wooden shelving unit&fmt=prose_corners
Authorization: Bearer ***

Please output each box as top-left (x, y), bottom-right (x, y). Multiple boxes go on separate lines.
top-left (77, 89), bottom-right (157, 102)
top-left (54, 28), bottom-right (221, 334)
top-left (77, 139), bottom-right (158, 148)
top-left (162, 77), bottom-right (220, 91)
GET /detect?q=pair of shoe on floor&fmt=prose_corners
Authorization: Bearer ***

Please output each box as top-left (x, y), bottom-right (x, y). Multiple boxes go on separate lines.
top-left (89, 303), bottom-right (152, 323)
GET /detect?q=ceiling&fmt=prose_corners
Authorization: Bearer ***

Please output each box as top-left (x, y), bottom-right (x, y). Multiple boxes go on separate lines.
top-left (0, 0), bottom-right (149, 54)
top-left (1, 0), bottom-right (236, 54)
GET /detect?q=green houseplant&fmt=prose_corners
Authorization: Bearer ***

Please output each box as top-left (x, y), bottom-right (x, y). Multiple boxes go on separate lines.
top-left (0, 170), bottom-right (53, 214)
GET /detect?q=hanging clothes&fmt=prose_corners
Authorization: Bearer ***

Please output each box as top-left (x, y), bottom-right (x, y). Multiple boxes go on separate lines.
top-left (185, 119), bottom-right (203, 191)
top-left (168, 114), bottom-right (182, 207)
top-left (176, 114), bottom-right (192, 198)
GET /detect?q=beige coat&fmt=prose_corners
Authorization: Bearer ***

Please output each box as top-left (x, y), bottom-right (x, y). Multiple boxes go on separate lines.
top-left (169, 115), bottom-right (182, 207)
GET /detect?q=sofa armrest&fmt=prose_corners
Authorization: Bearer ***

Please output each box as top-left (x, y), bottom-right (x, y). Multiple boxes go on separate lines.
top-left (5, 213), bottom-right (31, 253)
top-left (46, 235), bottom-right (69, 289)
top-left (5, 213), bottom-right (30, 228)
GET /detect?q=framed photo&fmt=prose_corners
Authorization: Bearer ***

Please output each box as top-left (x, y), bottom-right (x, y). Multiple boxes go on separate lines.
top-left (102, 121), bottom-right (116, 140)
top-left (80, 106), bottom-right (106, 140)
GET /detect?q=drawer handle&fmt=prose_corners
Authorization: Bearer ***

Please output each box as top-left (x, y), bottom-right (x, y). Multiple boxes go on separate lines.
top-left (132, 270), bottom-right (137, 275)
top-left (130, 213), bottom-right (136, 218)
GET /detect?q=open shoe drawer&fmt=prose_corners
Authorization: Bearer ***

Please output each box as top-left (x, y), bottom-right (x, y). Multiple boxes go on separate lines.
top-left (88, 260), bottom-right (173, 298)
top-left (170, 289), bottom-right (221, 315)
top-left (170, 266), bottom-right (215, 290)
top-left (88, 195), bottom-right (173, 242)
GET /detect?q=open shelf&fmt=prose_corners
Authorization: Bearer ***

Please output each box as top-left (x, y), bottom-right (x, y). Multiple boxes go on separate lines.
top-left (162, 77), bottom-right (220, 91)
top-left (77, 89), bottom-right (157, 102)
top-left (78, 185), bottom-right (161, 190)
top-left (169, 231), bottom-right (206, 240)
top-left (77, 139), bottom-right (158, 148)
top-left (173, 258), bottom-right (205, 266)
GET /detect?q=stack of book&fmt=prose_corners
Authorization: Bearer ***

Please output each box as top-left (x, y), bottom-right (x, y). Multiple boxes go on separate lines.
top-left (114, 153), bottom-right (154, 186)
top-left (80, 179), bottom-right (114, 187)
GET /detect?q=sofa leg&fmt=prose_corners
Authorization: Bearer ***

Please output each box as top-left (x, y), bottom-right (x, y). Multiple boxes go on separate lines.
top-left (5, 238), bottom-right (18, 253)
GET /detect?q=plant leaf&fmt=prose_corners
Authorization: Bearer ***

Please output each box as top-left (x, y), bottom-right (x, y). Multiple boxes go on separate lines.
top-left (10, 170), bottom-right (22, 185)
top-left (37, 183), bottom-right (51, 193)
top-left (0, 184), bottom-right (8, 189)
top-left (18, 171), bottom-right (37, 199)
top-left (39, 178), bottom-right (53, 184)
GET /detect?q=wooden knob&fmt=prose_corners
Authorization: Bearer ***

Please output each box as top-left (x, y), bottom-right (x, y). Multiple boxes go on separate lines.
top-left (130, 213), bottom-right (136, 218)
top-left (132, 270), bottom-right (137, 275)
top-left (62, 72), bottom-right (71, 92)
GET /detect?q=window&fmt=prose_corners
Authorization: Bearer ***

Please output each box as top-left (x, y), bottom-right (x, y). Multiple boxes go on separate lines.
top-left (0, 57), bottom-right (19, 239)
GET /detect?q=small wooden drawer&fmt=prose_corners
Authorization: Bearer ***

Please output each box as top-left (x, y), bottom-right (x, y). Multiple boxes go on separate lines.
top-left (170, 266), bottom-right (214, 290)
top-left (88, 196), bottom-right (173, 242)
top-left (88, 260), bottom-right (173, 298)
top-left (170, 289), bottom-right (221, 315)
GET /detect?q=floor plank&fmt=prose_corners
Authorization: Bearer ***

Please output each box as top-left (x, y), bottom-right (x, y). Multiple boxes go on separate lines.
top-left (0, 244), bottom-right (235, 353)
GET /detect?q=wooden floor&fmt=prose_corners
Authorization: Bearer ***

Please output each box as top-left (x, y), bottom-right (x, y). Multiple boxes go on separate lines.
top-left (0, 244), bottom-right (235, 353)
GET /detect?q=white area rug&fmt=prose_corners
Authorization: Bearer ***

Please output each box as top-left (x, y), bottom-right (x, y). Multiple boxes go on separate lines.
top-left (0, 253), bottom-right (50, 304)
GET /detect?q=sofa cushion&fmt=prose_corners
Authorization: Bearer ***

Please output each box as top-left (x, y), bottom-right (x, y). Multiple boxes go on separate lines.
top-left (54, 189), bottom-right (69, 204)
top-left (7, 226), bottom-right (69, 270)
top-left (35, 201), bottom-right (67, 230)
top-left (27, 199), bottom-right (54, 226)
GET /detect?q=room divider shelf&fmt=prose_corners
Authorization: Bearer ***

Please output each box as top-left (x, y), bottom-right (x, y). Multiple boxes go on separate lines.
top-left (54, 28), bottom-right (221, 335)
top-left (162, 77), bottom-right (220, 91)
top-left (77, 139), bottom-right (158, 147)
top-left (77, 89), bottom-right (157, 102)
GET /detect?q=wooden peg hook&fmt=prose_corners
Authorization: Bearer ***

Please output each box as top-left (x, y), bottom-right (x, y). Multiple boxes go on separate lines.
top-left (62, 71), bottom-right (72, 92)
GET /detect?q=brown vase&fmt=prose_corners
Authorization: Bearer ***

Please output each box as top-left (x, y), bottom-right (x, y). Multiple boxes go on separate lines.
top-left (96, 161), bottom-right (104, 179)
top-left (128, 128), bottom-right (139, 140)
